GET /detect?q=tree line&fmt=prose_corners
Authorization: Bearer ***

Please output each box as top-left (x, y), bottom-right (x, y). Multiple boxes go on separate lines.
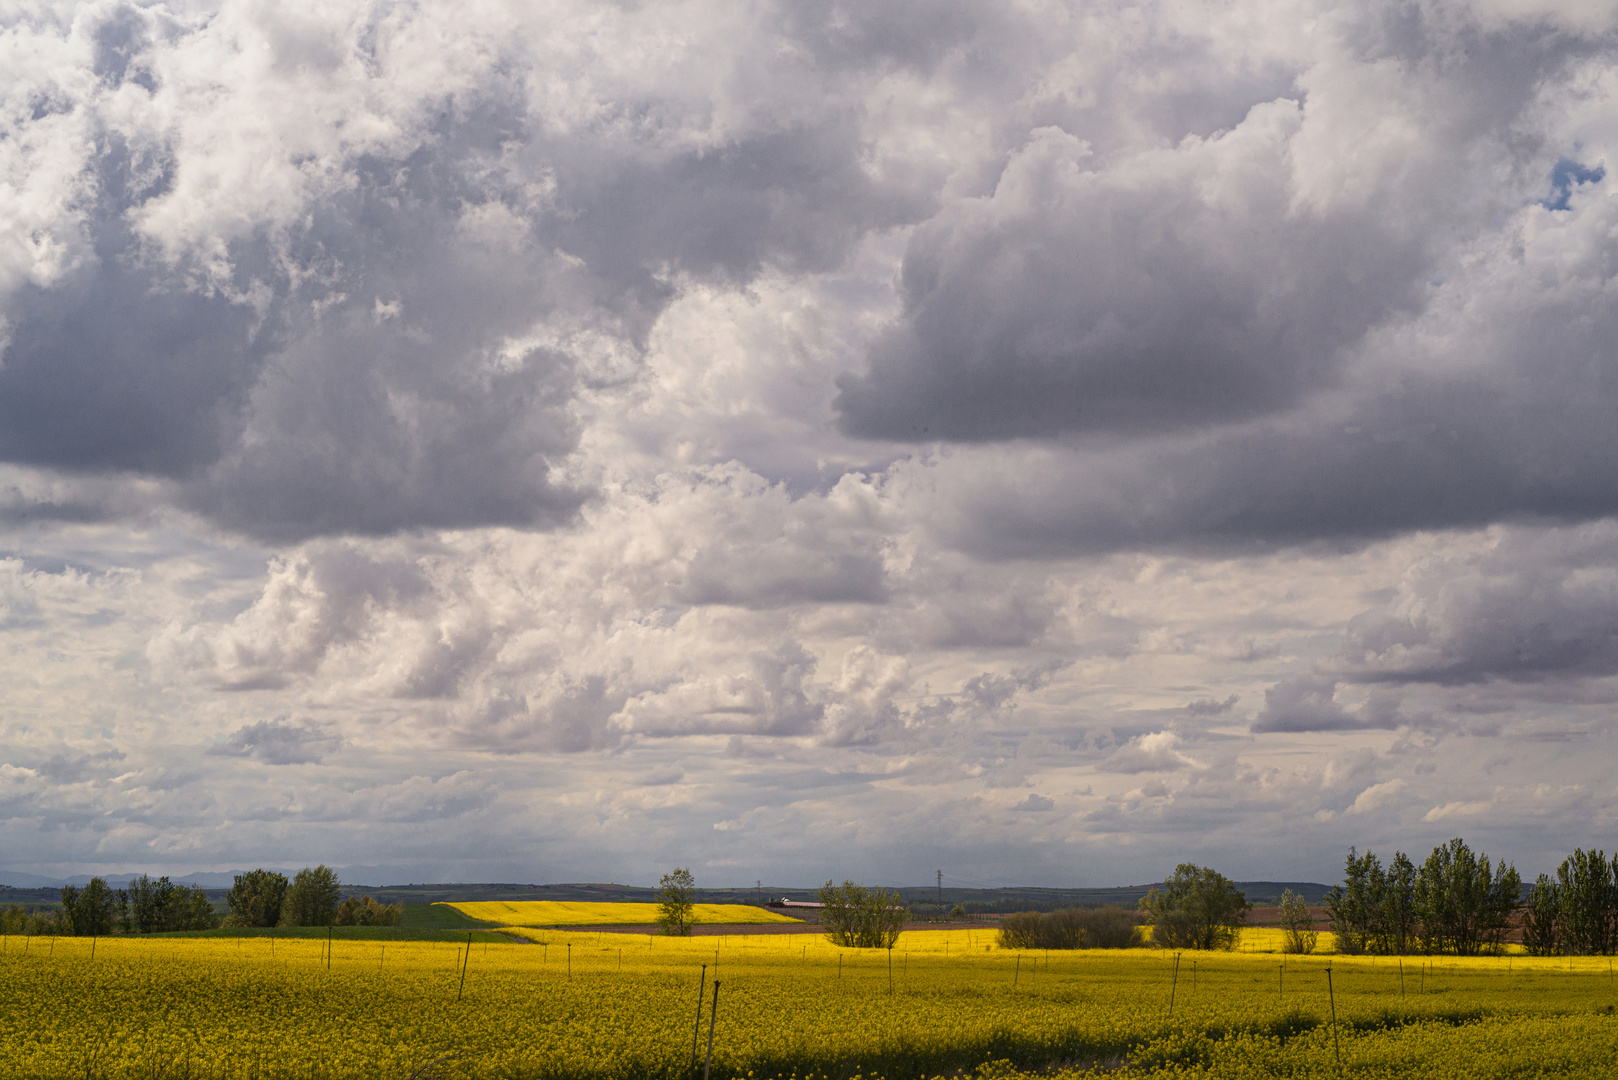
top-left (1327, 837), bottom-right (1618, 957)
top-left (3, 865), bottom-right (402, 937)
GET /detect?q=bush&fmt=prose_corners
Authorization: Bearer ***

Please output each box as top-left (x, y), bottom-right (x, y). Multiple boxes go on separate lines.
top-left (332, 896), bottom-right (401, 926)
top-left (997, 906), bottom-right (1142, 950)
top-left (1076, 906), bottom-right (1145, 949)
top-left (281, 866), bottom-right (342, 927)
top-left (820, 879), bottom-right (906, 949)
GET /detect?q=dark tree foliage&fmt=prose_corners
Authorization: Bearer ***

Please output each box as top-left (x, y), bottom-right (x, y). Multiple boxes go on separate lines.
top-left (60, 877), bottom-right (118, 936)
top-left (1523, 874), bottom-right (1562, 956)
top-left (1139, 864), bottom-right (1250, 951)
top-left (819, 879), bottom-right (906, 949)
top-left (1414, 837), bottom-right (1520, 956)
top-left (281, 866), bottom-right (342, 927)
top-left (998, 906), bottom-right (1142, 950)
top-left (1556, 848), bottom-right (1617, 956)
top-left (226, 869), bottom-right (290, 928)
top-left (123, 876), bottom-right (218, 933)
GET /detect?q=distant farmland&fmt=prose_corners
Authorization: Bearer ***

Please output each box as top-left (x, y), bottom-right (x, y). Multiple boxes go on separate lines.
top-left (442, 900), bottom-right (803, 926)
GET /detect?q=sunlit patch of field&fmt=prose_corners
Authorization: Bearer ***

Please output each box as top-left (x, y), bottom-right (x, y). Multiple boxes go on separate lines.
top-left (2, 928), bottom-right (1613, 1078)
top-left (442, 900), bottom-right (803, 926)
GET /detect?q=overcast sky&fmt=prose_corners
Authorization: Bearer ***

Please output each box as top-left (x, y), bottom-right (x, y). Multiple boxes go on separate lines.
top-left (3, 0), bottom-right (1618, 890)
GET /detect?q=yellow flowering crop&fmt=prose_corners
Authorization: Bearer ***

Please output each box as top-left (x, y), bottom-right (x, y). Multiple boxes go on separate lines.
top-left (442, 900), bottom-right (803, 926)
top-left (1, 927), bottom-right (1614, 1078)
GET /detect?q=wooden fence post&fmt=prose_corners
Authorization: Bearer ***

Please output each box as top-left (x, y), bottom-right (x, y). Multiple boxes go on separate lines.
top-left (690, 964), bottom-right (707, 1076)
top-left (703, 981), bottom-right (721, 1080)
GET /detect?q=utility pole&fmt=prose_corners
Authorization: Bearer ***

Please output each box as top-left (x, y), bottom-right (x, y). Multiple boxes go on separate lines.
top-left (937, 870), bottom-right (942, 905)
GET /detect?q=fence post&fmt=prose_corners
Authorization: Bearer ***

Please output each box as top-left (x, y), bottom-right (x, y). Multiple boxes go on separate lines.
top-left (1327, 967), bottom-right (1342, 1074)
top-left (703, 981), bottom-right (721, 1080)
top-left (1168, 953), bottom-right (1180, 1017)
top-left (1399, 957), bottom-right (1404, 1002)
top-left (457, 931), bottom-right (472, 1002)
top-left (690, 964), bottom-right (707, 1075)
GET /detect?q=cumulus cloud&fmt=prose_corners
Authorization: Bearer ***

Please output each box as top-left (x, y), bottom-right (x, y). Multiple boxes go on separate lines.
top-left (1103, 731), bottom-right (1200, 774)
top-left (8, 0), bottom-right (1618, 888)
top-left (1251, 676), bottom-right (1406, 733)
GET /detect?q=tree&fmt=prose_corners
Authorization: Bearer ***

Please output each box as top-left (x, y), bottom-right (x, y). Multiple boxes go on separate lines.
top-left (656, 867), bottom-right (696, 936)
top-left (1139, 863), bottom-right (1250, 951)
top-left (123, 876), bottom-right (217, 933)
top-left (333, 895), bottom-right (402, 927)
top-left (1556, 848), bottom-right (1616, 956)
top-left (60, 878), bottom-right (118, 936)
top-left (281, 866), bottom-right (342, 927)
top-left (1325, 847), bottom-right (1382, 955)
top-left (1279, 889), bottom-right (1318, 954)
top-left (819, 879), bottom-right (906, 949)
top-left (1414, 837), bottom-right (1520, 955)
top-left (1381, 850), bottom-right (1419, 955)
top-left (226, 869), bottom-right (290, 929)
top-left (1522, 874), bottom-right (1562, 956)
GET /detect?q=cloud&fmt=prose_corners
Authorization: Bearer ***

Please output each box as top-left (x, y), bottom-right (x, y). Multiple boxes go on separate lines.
top-left (1103, 731), bottom-right (1199, 773)
top-left (1337, 525), bottom-right (1618, 686)
top-left (1343, 779), bottom-right (1406, 816)
top-left (1250, 676), bottom-right (1405, 733)
top-left (208, 720), bottom-right (340, 766)
top-left (1011, 793), bottom-right (1054, 812)
top-left (1423, 800), bottom-right (1492, 823)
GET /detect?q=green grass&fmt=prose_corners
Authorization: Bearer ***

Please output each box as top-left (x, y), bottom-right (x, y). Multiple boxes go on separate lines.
top-left (401, 902), bottom-right (493, 929)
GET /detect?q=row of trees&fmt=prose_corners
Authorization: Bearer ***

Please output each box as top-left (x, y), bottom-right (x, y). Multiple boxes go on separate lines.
top-left (36, 866), bottom-right (400, 937)
top-left (1327, 838), bottom-right (1523, 956)
top-left (1522, 848), bottom-right (1618, 956)
top-left (57, 876), bottom-right (218, 935)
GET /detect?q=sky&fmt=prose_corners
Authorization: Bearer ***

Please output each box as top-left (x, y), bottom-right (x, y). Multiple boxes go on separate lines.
top-left (3, 0), bottom-right (1618, 890)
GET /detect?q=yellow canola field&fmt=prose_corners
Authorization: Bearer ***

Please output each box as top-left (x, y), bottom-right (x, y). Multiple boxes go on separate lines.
top-left (2, 927), bottom-right (1616, 1079)
top-left (443, 900), bottom-right (803, 925)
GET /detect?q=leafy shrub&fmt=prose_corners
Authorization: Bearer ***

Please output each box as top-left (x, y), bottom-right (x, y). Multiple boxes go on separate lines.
top-left (998, 906), bottom-right (1141, 949)
top-left (332, 896), bottom-right (402, 927)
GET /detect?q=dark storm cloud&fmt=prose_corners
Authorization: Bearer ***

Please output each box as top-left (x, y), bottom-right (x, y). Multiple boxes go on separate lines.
top-left (836, 12), bottom-right (1602, 443)
top-left (928, 214), bottom-right (1618, 560)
